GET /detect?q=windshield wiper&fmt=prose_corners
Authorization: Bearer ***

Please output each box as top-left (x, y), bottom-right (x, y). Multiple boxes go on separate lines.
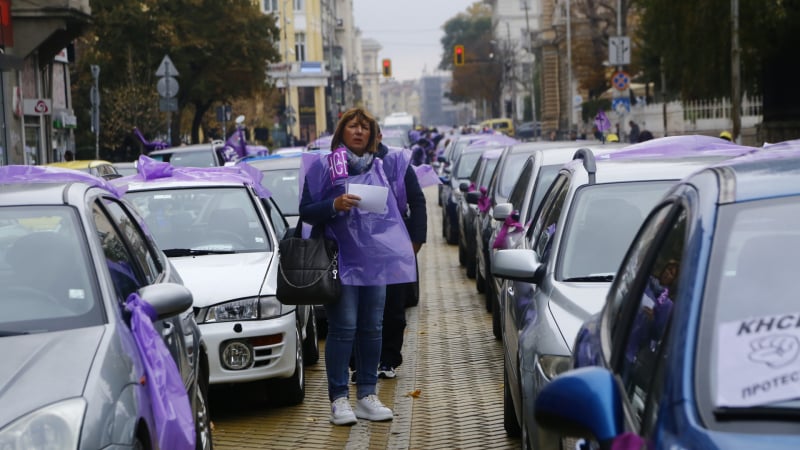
top-left (164, 248), bottom-right (235, 257)
top-left (563, 274), bottom-right (615, 282)
top-left (0, 330), bottom-right (30, 337)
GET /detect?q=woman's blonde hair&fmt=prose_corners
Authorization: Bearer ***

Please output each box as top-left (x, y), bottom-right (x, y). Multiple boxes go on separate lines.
top-left (331, 108), bottom-right (378, 153)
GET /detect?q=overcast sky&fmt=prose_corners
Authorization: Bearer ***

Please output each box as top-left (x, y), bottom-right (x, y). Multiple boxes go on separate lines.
top-left (352, 0), bottom-right (478, 81)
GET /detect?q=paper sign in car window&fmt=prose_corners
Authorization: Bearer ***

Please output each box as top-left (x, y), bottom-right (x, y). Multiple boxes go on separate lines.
top-left (716, 313), bottom-right (800, 407)
top-left (347, 183), bottom-right (388, 214)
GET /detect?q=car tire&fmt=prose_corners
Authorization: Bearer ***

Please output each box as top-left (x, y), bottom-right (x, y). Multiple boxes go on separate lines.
top-left (194, 365), bottom-right (213, 450)
top-left (492, 296), bottom-right (502, 340)
top-left (476, 264), bottom-right (486, 294)
top-left (485, 277), bottom-right (494, 312)
top-left (458, 239), bottom-right (467, 266)
top-left (465, 252), bottom-right (476, 279)
top-left (271, 327), bottom-right (305, 405)
top-left (302, 309), bottom-right (320, 366)
top-left (504, 362), bottom-right (522, 437)
top-left (441, 211), bottom-right (448, 238)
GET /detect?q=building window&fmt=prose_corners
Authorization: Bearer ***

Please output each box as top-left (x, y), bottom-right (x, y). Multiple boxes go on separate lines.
top-left (263, 0), bottom-right (278, 12)
top-left (294, 0), bottom-right (304, 11)
top-left (295, 33), bottom-right (306, 62)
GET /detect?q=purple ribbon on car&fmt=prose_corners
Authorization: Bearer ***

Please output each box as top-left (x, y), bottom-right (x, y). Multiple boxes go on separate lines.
top-left (493, 213), bottom-right (523, 250)
top-left (477, 186), bottom-right (491, 213)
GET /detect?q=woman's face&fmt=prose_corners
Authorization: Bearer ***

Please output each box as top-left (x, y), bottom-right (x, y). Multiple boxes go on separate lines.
top-left (342, 117), bottom-right (371, 154)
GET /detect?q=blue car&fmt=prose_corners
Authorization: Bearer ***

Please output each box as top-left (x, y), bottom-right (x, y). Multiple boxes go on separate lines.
top-left (535, 145), bottom-right (800, 449)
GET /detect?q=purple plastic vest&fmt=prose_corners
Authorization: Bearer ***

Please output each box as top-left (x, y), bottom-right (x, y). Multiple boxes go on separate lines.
top-left (302, 150), bottom-right (417, 286)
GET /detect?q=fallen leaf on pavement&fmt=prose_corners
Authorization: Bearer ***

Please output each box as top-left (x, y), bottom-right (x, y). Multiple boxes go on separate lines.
top-left (406, 389), bottom-right (422, 398)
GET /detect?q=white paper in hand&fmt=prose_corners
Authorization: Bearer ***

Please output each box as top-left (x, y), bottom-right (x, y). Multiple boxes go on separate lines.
top-left (347, 183), bottom-right (389, 214)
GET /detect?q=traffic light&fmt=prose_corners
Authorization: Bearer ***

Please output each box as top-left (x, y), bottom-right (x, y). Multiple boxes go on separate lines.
top-left (454, 45), bottom-right (465, 66)
top-left (382, 58), bottom-right (392, 77)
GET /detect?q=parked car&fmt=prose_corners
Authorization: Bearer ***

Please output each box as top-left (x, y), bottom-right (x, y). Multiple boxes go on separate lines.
top-left (515, 121), bottom-right (541, 140)
top-left (112, 161), bottom-right (138, 176)
top-left (240, 150), bottom-right (331, 336)
top-left (491, 137), bottom-right (758, 449)
top-left (485, 143), bottom-right (628, 337)
top-left (0, 166), bottom-right (212, 449)
top-left (480, 118), bottom-right (515, 136)
top-left (149, 141), bottom-right (227, 167)
top-left (458, 147), bottom-right (503, 279)
top-left (534, 144), bottom-right (800, 450)
top-left (47, 159), bottom-right (121, 179)
top-left (118, 157), bottom-right (316, 405)
top-left (441, 144), bottom-right (497, 245)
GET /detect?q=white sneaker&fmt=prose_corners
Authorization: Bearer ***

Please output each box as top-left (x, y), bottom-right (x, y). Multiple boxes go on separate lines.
top-left (330, 397), bottom-right (357, 425)
top-left (354, 394), bottom-right (393, 421)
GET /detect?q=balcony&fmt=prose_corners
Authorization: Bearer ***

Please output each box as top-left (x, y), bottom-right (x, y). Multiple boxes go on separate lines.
top-left (12, 0), bottom-right (91, 62)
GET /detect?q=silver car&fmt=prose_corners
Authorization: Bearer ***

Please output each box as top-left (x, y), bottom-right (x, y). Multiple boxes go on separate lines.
top-left (0, 168), bottom-right (212, 449)
top-left (121, 162), bottom-right (318, 406)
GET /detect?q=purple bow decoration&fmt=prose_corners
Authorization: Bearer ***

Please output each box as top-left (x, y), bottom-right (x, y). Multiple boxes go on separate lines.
top-left (224, 127), bottom-right (248, 161)
top-left (133, 127), bottom-right (169, 152)
top-left (328, 146), bottom-right (349, 182)
top-left (477, 187), bottom-right (491, 213)
top-left (493, 213), bottom-right (523, 250)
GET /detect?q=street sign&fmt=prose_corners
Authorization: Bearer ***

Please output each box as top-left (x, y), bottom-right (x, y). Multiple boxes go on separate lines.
top-left (608, 36), bottom-right (631, 66)
top-left (159, 97), bottom-right (178, 112)
top-left (155, 55), bottom-right (179, 77)
top-left (23, 99), bottom-right (52, 116)
top-left (612, 97), bottom-right (631, 116)
top-left (157, 76), bottom-right (179, 98)
top-left (612, 71), bottom-right (630, 91)
top-left (216, 105), bottom-right (232, 122)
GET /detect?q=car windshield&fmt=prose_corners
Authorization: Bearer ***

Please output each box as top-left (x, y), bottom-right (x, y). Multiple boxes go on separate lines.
top-left (0, 207), bottom-right (102, 332)
top-left (260, 167), bottom-right (300, 216)
top-left (703, 197), bottom-right (800, 412)
top-left (150, 149), bottom-right (218, 167)
top-left (456, 151), bottom-right (483, 179)
top-left (125, 186), bottom-right (271, 253)
top-left (559, 181), bottom-right (673, 280)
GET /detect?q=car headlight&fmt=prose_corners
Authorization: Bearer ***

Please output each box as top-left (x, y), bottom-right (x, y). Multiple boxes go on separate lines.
top-left (538, 355), bottom-right (572, 380)
top-left (0, 397), bottom-right (85, 450)
top-left (200, 296), bottom-right (284, 323)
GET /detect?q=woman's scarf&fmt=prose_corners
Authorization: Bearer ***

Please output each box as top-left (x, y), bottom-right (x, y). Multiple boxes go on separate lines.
top-left (346, 148), bottom-right (374, 175)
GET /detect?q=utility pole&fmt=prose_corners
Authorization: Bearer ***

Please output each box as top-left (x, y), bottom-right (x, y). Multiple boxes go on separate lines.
top-left (523, 1), bottom-right (537, 134)
top-left (731, 0), bottom-right (741, 142)
top-left (90, 65), bottom-right (100, 159)
top-left (566, 0), bottom-right (572, 135)
top-left (283, 0), bottom-right (296, 147)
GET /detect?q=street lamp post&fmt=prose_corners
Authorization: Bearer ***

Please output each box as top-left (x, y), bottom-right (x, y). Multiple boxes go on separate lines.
top-left (283, 0), bottom-right (295, 147)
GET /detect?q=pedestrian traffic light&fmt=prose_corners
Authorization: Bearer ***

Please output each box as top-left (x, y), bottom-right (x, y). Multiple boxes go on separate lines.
top-left (382, 58), bottom-right (392, 77)
top-left (454, 45), bottom-right (465, 66)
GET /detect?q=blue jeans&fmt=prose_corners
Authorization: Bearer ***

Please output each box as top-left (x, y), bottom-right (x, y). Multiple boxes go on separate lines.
top-left (325, 284), bottom-right (386, 401)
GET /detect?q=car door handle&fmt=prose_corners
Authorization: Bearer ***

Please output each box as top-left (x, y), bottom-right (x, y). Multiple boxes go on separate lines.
top-left (162, 321), bottom-right (175, 340)
top-left (507, 286), bottom-right (514, 297)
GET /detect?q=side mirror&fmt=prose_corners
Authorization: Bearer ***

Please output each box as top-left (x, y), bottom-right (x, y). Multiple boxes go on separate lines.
top-left (138, 283), bottom-right (194, 320)
top-left (459, 182), bottom-right (470, 193)
top-left (493, 203), bottom-right (513, 221)
top-left (492, 248), bottom-right (544, 284)
top-left (466, 191), bottom-right (481, 205)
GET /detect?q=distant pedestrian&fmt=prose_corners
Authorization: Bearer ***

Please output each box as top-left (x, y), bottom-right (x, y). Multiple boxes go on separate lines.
top-left (628, 121), bottom-right (640, 143)
top-left (638, 130), bottom-right (654, 142)
top-left (64, 150), bottom-right (74, 161)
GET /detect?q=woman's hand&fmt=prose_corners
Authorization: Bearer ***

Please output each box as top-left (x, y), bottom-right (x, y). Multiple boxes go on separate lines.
top-left (334, 193), bottom-right (362, 212)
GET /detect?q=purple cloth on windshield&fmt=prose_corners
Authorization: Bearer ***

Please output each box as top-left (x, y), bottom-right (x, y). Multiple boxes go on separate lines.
top-left (224, 127), bottom-right (248, 161)
top-left (116, 155), bottom-right (272, 199)
top-left (0, 165), bottom-right (125, 197)
top-left (413, 164), bottom-right (442, 188)
top-left (302, 151), bottom-right (416, 285)
top-left (126, 293), bottom-right (195, 450)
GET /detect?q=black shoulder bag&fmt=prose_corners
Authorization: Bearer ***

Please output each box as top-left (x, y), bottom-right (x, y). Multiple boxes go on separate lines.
top-left (276, 224), bottom-right (341, 305)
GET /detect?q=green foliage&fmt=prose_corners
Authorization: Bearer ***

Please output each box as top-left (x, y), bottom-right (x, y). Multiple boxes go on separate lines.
top-left (72, 0), bottom-right (281, 152)
top-left (581, 98), bottom-right (612, 123)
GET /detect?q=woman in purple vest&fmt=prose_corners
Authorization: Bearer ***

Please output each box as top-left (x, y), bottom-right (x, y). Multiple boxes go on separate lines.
top-left (299, 108), bottom-right (417, 426)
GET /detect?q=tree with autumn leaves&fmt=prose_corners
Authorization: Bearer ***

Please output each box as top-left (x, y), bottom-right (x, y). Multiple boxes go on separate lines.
top-left (71, 0), bottom-right (281, 155)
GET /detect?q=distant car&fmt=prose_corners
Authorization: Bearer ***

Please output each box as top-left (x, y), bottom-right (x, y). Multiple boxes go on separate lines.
top-left (480, 118), bottom-right (515, 136)
top-left (534, 145), bottom-right (800, 450)
top-left (441, 145), bottom-right (493, 245)
top-left (119, 158), bottom-right (317, 406)
top-left (491, 137), bottom-right (757, 449)
top-left (458, 147), bottom-right (503, 279)
top-left (0, 166), bottom-right (212, 449)
top-left (515, 121), bottom-right (541, 140)
top-left (148, 141), bottom-right (227, 167)
top-left (381, 130), bottom-right (410, 148)
top-left (47, 159), bottom-right (121, 179)
top-left (112, 161), bottom-right (137, 176)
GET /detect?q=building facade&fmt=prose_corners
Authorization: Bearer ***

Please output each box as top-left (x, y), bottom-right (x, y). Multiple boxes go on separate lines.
top-left (359, 38), bottom-right (382, 116)
top-left (379, 80), bottom-right (420, 125)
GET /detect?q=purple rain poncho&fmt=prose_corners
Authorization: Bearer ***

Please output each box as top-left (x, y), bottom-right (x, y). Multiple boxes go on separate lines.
top-left (413, 164), bottom-right (443, 188)
top-left (126, 293), bottom-right (194, 450)
top-left (301, 149), bottom-right (417, 286)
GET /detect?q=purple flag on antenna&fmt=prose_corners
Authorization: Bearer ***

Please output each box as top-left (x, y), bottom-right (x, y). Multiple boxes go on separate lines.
top-left (224, 128), bottom-right (247, 161)
top-left (595, 110), bottom-right (611, 132)
top-left (328, 146), bottom-right (348, 183)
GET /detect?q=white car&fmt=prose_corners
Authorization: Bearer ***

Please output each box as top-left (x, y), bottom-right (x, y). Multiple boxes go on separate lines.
top-left (119, 161), bottom-right (318, 405)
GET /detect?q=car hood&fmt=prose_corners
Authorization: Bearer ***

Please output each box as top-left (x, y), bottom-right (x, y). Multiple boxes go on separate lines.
top-left (170, 252), bottom-right (274, 307)
top-left (549, 282), bottom-right (611, 352)
top-left (0, 327), bottom-right (104, 426)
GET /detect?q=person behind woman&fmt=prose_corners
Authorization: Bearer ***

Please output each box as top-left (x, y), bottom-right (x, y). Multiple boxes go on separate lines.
top-left (299, 108), bottom-right (417, 426)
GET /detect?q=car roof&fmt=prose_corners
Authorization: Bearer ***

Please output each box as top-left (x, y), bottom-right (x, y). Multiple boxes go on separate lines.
top-left (149, 143), bottom-right (221, 154)
top-left (242, 155), bottom-right (303, 170)
top-left (47, 160), bottom-right (114, 169)
top-left (0, 166), bottom-right (121, 205)
top-left (707, 147), bottom-right (800, 203)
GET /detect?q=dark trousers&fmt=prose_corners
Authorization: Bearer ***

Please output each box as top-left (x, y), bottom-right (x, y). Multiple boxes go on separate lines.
top-left (380, 282), bottom-right (409, 368)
